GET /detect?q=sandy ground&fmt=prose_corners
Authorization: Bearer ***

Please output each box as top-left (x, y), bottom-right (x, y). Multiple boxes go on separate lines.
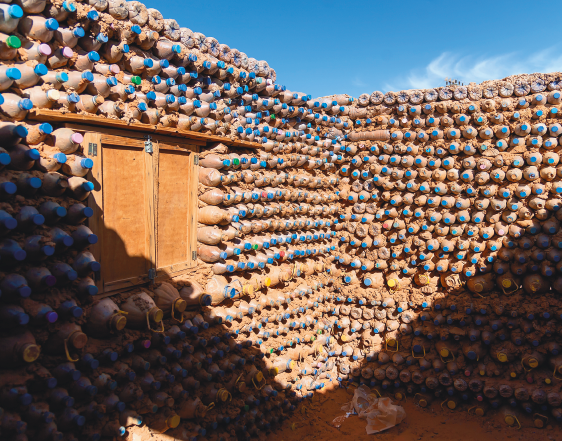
top-left (275, 384), bottom-right (562, 441)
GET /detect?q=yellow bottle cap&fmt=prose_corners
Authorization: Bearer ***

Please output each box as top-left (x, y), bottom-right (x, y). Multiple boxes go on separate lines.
top-left (419, 399), bottom-right (427, 407)
top-left (479, 370), bottom-right (485, 376)
top-left (505, 416), bottom-right (515, 426)
top-left (502, 279), bottom-right (512, 288)
top-left (534, 418), bottom-right (544, 428)
top-left (270, 367), bottom-right (279, 376)
top-left (528, 358), bottom-right (539, 368)
top-left (264, 277), bottom-right (272, 287)
top-left (475, 408), bottom-right (484, 416)
top-left (22, 344), bottom-right (40, 363)
top-left (545, 378), bottom-right (552, 385)
top-left (447, 400), bottom-right (456, 409)
top-left (395, 392), bottom-right (403, 400)
top-left (167, 414), bottom-right (180, 429)
top-left (387, 279), bottom-right (397, 288)
top-left (474, 283), bottom-right (483, 292)
top-left (255, 371), bottom-right (263, 382)
top-left (497, 352), bottom-right (508, 362)
top-left (440, 348), bottom-right (450, 357)
top-left (510, 372), bottom-right (517, 378)
top-left (217, 389), bottom-right (229, 402)
top-left (387, 338), bottom-right (397, 346)
top-left (151, 308), bottom-right (164, 323)
top-left (174, 298), bottom-right (188, 312)
top-left (113, 315), bottom-right (127, 331)
top-left (288, 360), bottom-right (295, 369)
top-left (341, 335), bottom-right (349, 342)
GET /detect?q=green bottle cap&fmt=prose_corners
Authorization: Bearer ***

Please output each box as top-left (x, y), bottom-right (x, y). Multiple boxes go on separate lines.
top-left (252, 244), bottom-right (258, 250)
top-left (131, 76), bottom-right (142, 85)
top-left (270, 114), bottom-right (276, 119)
top-left (6, 35), bottom-right (21, 49)
top-left (233, 158), bottom-right (240, 165)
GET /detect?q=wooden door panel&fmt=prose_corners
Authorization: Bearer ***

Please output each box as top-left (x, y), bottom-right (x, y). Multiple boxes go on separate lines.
top-left (101, 146), bottom-right (151, 288)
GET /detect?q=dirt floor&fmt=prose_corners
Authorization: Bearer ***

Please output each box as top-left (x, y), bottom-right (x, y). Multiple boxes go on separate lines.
top-left (276, 384), bottom-right (562, 441)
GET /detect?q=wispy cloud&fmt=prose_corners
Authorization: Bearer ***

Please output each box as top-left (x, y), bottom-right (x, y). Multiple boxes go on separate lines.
top-left (351, 76), bottom-right (367, 88)
top-left (382, 46), bottom-right (562, 92)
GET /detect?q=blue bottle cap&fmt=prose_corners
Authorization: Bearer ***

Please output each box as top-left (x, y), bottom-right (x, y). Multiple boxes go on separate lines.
top-left (81, 71), bottom-right (94, 82)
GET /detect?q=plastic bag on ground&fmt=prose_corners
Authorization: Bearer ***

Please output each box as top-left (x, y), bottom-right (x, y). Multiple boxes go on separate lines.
top-left (334, 385), bottom-right (406, 434)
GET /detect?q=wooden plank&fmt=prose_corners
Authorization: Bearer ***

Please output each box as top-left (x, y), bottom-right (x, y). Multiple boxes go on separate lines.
top-left (104, 275), bottom-right (151, 293)
top-left (83, 132), bottom-right (103, 292)
top-left (66, 123), bottom-right (207, 147)
top-left (101, 146), bottom-right (151, 286)
top-left (28, 109), bottom-right (261, 149)
top-left (187, 152), bottom-right (198, 268)
top-left (155, 149), bottom-right (190, 269)
top-left (99, 132), bottom-right (199, 153)
top-left (101, 134), bottom-right (145, 149)
top-left (145, 141), bottom-right (157, 278)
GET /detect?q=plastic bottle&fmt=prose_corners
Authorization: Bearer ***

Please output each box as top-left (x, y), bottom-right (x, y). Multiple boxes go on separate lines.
top-left (0, 32), bottom-right (21, 60)
top-left (0, 305), bottom-right (29, 327)
top-left (65, 203), bottom-right (93, 224)
top-left (0, 93), bottom-right (33, 119)
top-left (0, 64), bottom-right (20, 90)
top-left (0, 4), bottom-right (23, 33)
top-left (51, 128), bottom-right (83, 154)
top-left (153, 282), bottom-right (187, 320)
top-left (72, 251), bottom-right (100, 276)
top-left (199, 205), bottom-right (238, 225)
top-left (0, 330), bottom-right (40, 367)
top-left (120, 291), bottom-right (164, 331)
top-left (43, 323), bottom-right (88, 358)
top-left (66, 176), bottom-right (94, 200)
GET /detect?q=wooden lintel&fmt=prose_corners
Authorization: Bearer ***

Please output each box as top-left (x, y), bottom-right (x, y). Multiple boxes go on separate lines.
top-left (27, 109), bottom-right (262, 149)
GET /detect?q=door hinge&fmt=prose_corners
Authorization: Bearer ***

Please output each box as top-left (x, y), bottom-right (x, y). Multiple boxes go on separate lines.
top-left (88, 142), bottom-right (98, 157)
top-left (192, 251), bottom-right (197, 261)
top-left (144, 135), bottom-right (153, 153)
top-left (194, 155), bottom-right (199, 165)
top-left (148, 268), bottom-right (156, 280)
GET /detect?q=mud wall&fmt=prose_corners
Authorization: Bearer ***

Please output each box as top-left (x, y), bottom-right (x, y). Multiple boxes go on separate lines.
top-left (0, 0), bottom-right (561, 439)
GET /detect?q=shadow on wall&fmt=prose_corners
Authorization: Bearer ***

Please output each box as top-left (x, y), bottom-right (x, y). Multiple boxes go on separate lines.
top-left (4, 198), bottom-right (562, 440)
top-left (322, 265), bottom-right (562, 433)
top-left (0, 218), bottom-right (307, 441)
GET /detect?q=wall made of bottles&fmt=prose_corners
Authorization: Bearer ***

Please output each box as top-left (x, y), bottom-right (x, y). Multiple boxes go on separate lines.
top-left (329, 74), bottom-right (562, 428)
top-left (0, 0), bottom-right (347, 440)
top-left (1, 0), bottom-right (562, 438)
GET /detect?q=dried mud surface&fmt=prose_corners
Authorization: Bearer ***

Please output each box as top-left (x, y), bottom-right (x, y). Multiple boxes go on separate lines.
top-left (278, 385), bottom-right (562, 441)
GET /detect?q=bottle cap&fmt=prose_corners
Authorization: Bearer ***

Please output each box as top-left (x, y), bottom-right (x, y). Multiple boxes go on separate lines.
top-left (46, 89), bottom-right (60, 101)
top-left (70, 132), bottom-right (84, 144)
top-left (8, 4), bottom-right (23, 18)
top-left (56, 71), bottom-right (70, 84)
top-left (5, 35), bottom-right (21, 49)
top-left (6, 67), bottom-right (21, 80)
top-left (21, 343), bottom-right (40, 362)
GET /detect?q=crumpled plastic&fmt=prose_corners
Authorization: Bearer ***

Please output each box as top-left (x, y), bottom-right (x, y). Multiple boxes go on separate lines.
top-left (332, 385), bottom-right (406, 434)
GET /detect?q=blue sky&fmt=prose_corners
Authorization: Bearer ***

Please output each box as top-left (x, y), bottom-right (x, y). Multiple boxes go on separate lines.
top-left (140, 0), bottom-right (562, 98)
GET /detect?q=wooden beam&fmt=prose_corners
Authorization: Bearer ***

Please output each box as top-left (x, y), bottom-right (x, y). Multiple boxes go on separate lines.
top-left (27, 109), bottom-right (262, 149)
top-left (84, 132), bottom-right (103, 293)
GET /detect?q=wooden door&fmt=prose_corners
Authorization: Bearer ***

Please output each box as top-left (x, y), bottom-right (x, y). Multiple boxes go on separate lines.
top-left (155, 148), bottom-right (198, 277)
top-left (83, 129), bottom-right (199, 294)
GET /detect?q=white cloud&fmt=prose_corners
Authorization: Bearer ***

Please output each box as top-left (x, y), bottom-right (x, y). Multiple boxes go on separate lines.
top-left (351, 76), bottom-right (367, 87)
top-left (382, 47), bottom-right (562, 92)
